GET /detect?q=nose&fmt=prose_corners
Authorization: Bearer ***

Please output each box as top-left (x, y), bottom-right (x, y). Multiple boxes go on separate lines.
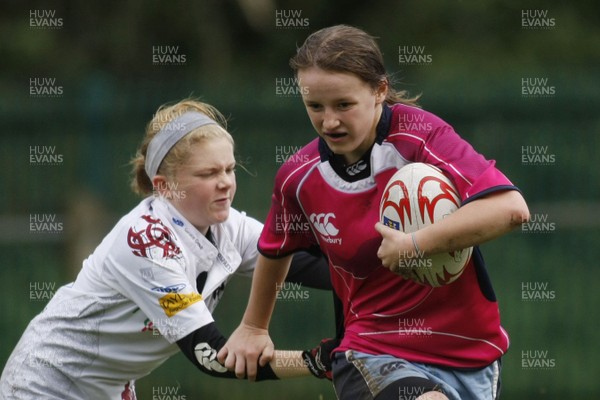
top-left (322, 108), bottom-right (340, 131)
top-left (217, 170), bottom-right (234, 190)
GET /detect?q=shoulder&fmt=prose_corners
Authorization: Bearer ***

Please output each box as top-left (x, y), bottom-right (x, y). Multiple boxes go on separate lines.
top-left (80, 198), bottom-right (186, 290)
top-left (384, 103), bottom-right (462, 159)
top-left (217, 207), bottom-right (263, 245)
top-left (221, 207), bottom-right (262, 234)
top-left (273, 138), bottom-right (320, 191)
top-left (389, 103), bottom-right (451, 135)
top-left (115, 198), bottom-right (184, 265)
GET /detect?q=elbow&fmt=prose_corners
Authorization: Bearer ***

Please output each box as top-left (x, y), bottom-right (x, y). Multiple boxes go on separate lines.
top-left (508, 191), bottom-right (530, 228)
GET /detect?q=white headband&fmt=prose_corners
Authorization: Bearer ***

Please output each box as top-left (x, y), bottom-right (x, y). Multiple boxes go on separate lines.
top-left (145, 111), bottom-right (217, 179)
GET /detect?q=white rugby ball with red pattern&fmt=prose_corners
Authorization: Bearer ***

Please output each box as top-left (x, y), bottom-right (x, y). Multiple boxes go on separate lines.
top-left (379, 162), bottom-right (472, 287)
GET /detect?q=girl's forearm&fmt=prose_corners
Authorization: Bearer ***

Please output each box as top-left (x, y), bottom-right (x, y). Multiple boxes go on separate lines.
top-left (242, 254), bottom-right (293, 329)
top-left (415, 190), bottom-right (530, 255)
top-left (269, 350), bottom-right (311, 378)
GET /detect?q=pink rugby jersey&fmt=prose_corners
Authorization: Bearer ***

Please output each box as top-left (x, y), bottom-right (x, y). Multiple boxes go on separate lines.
top-left (259, 103), bottom-right (518, 368)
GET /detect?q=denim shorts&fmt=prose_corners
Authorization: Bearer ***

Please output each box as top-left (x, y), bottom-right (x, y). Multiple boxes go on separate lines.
top-left (332, 350), bottom-right (501, 400)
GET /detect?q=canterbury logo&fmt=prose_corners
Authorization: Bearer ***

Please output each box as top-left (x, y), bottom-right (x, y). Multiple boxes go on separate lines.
top-left (194, 343), bottom-right (228, 373)
top-left (309, 213), bottom-right (339, 237)
top-left (346, 160), bottom-right (367, 176)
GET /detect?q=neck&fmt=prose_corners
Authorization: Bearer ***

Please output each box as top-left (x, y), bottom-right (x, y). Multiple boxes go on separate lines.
top-left (342, 104), bottom-right (382, 164)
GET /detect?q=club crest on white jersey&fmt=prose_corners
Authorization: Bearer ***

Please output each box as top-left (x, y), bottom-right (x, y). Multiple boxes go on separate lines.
top-left (127, 215), bottom-right (183, 268)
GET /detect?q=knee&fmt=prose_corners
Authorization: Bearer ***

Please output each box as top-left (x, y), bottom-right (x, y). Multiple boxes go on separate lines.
top-left (416, 391), bottom-right (449, 400)
top-left (375, 377), bottom-right (448, 400)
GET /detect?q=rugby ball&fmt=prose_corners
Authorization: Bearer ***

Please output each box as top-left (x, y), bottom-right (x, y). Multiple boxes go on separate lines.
top-left (379, 163), bottom-right (472, 287)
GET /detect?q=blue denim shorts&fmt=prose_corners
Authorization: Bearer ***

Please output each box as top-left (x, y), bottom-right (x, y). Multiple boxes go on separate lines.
top-left (332, 350), bottom-right (501, 400)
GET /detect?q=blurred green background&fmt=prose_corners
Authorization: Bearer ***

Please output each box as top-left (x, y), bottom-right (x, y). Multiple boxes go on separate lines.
top-left (1, 0), bottom-right (599, 398)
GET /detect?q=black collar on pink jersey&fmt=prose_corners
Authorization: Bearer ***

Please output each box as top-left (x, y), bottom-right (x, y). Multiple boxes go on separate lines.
top-left (318, 104), bottom-right (392, 182)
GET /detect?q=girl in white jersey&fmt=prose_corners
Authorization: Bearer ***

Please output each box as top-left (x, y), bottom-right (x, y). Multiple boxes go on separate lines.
top-left (219, 26), bottom-right (530, 400)
top-left (0, 99), bottom-right (337, 399)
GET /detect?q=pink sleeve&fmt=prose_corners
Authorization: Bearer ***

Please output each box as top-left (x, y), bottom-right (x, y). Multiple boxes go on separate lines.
top-left (258, 146), bottom-right (319, 258)
top-left (392, 112), bottom-right (517, 201)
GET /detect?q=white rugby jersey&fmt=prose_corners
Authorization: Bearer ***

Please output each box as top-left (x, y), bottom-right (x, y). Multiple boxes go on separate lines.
top-left (1, 196), bottom-right (261, 399)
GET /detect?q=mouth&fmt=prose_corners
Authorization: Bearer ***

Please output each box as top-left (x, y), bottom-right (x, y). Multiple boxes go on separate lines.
top-left (323, 132), bottom-right (348, 142)
top-left (214, 197), bottom-right (230, 205)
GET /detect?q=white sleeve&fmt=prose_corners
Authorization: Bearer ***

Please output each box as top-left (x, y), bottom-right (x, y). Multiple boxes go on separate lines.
top-left (224, 208), bottom-right (263, 278)
top-left (102, 218), bottom-right (214, 344)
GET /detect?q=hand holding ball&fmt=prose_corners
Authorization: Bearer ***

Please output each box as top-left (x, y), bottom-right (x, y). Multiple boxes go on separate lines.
top-left (379, 163), bottom-right (472, 287)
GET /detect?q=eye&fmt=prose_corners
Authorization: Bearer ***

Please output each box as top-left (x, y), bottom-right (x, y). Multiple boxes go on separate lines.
top-left (338, 102), bottom-right (353, 110)
top-left (194, 169), bottom-right (216, 178)
top-left (305, 103), bottom-right (323, 111)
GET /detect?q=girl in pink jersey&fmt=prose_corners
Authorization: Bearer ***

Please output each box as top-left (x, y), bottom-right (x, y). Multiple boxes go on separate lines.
top-left (220, 25), bottom-right (530, 400)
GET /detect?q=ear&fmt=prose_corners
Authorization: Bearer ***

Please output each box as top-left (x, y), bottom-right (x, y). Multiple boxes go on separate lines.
top-left (375, 79), bottom-right (389, 104)
top-left (151, 175), bottom-right (169, 196)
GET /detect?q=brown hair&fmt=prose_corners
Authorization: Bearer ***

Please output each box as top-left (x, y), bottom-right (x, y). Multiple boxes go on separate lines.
top-left (290, 25), bottom-right (420, 106)
top-left (130, 99), bottom-right (232, 196)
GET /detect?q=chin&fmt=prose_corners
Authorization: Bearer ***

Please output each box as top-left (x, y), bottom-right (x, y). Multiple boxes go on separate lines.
top-left (324, 138), bottom-right (350, 151)
top-left (212, 210), bottom-right (230, 223)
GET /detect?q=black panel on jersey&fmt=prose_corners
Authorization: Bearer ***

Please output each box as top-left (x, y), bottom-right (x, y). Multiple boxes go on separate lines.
top-left (286, 250), bottom-right (332, 290)
top-left (196, 251), bottom-right (330, 293)
top-left (471, 246), bottom-right (497, 302)
top-left (332, 290), bottom-right (345, 340)
top-left (329, 150), bottom-right (373, 182)
top-left (196, 271), bottom-right (208, 293)
top-left (460, 185), bottom-right (524, 302)
top-left (375, 103), bottom-right (393, 144)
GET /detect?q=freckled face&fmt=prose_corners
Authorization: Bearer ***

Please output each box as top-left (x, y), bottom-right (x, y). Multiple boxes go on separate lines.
top-left (298, 67), bottom-right (387, 164)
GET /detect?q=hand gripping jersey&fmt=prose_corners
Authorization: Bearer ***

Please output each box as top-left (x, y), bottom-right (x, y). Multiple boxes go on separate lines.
top-left (1, 196), bottom-right (261, 399)
top-left (258, 103), bottom-right (518, 368)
